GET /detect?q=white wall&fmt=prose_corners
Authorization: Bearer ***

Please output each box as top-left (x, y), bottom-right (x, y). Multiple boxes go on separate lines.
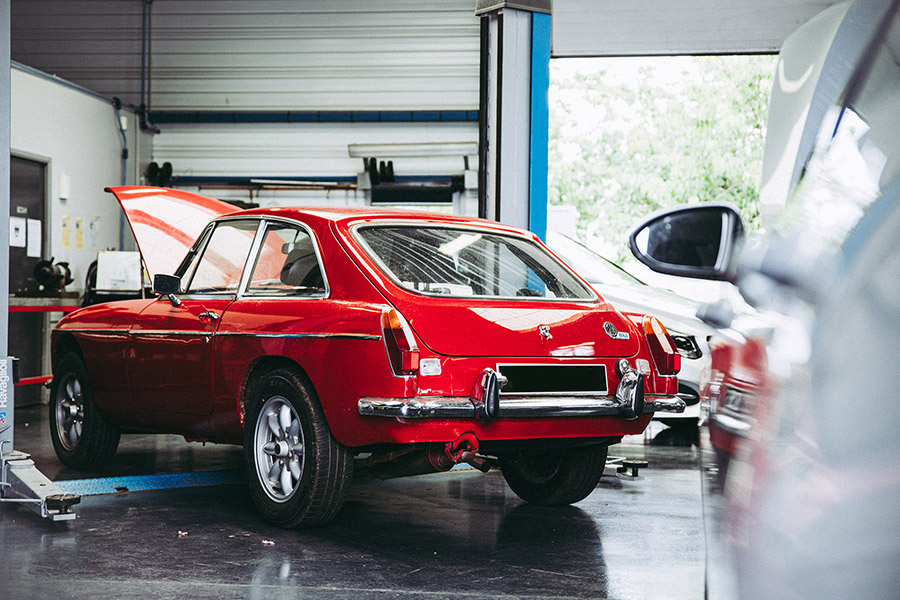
top-left (10, 65), bottom-right (150, 293)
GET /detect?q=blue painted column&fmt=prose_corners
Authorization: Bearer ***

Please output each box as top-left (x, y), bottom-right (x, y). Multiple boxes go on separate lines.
top-left (476, 1), bottom-right (552, 237)
top-left (529, 12), bottom-right (551, 242)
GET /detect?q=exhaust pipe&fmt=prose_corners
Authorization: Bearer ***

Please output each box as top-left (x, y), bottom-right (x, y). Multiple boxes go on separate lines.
top-left (355, 444), bottom-right (455, 480)
top-left (354, 432), bottom-right (495, 479)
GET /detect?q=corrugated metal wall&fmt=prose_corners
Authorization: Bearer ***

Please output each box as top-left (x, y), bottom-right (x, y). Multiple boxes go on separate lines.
top-left (11, 0), bottom-right (841, 113)
top-left (11, 0), bottom-right (480, 111)
top-left (153, 121), bottom-right (475, 178)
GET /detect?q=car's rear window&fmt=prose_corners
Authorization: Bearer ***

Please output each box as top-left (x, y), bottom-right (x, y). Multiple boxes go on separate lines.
top-left (354, 225), bottom-right (596, 300)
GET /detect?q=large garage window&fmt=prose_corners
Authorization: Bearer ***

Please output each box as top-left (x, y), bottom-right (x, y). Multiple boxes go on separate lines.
top-left (354, 225), bottom-right (596, 301)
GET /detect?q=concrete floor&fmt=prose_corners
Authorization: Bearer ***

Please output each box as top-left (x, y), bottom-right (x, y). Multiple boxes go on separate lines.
top-left (1, 404), bottom-right (704, 599)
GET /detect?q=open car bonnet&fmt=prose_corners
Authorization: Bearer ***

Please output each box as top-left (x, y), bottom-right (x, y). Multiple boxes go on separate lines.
top-left (106, 186), bottom-right (238, 279)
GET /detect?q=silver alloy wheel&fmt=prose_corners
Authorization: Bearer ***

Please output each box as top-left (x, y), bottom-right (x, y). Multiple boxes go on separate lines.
top-left (54, 373), bottom-right (85, 451)
top-left (253, 395), bottom-right (306, 503)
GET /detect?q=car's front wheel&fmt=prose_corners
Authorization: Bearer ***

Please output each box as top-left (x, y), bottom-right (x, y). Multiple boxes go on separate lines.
top-left (499, 444), bottom-right (608, 505)
top-left (49, 352), bottom-right (120, 469)
top-left (244, 367), bottom-right (353, 528)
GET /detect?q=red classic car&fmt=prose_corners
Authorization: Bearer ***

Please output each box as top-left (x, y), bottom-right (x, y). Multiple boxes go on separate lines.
top-left (49, 187), bottom-right (684, 527)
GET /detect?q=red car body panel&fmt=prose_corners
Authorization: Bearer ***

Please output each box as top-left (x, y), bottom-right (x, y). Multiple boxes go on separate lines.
top-left (704, 333), bottom-right (769, 459)
top-left (54, 187), bottom-right (680, 451)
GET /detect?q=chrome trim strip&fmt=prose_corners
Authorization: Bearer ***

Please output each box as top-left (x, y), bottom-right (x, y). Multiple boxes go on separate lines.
top-left (499, 395), bottom-right (622, 417)
top-left (236, 292), bottom-right (328, 300)
top-left (162, 293), bottom-right (237, 301)
top-left (58, 328), bottom-right (130, 335)
top-left (130, 330), bottom-right (211, 337)
top-left (216, 332), bottom-right (381, 341)
top-left (358, 393), bottom-right (684, 419)
top-left (646, 395), bottom-right (687, 413)
top-left (358, 397), bottom-right (475, 419)
top-left (61, 328), bottom-right (379, 341)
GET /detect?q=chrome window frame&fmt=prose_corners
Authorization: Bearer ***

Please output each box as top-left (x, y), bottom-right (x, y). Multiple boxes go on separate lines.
top-left (166, 215), bottom-right (330, 302)
top-left (176, 216), bottom-right (262, 298)
top-left (239, 217), bottom-right (330, 300)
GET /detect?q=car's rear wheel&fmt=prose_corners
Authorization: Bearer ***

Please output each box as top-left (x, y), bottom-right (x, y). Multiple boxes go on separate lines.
top-left (244, 366), bottom-right (353, 528)
top-left (499, 444), bottom-right (608, 505)
top-left (49, 352), bottom-right (120, 469)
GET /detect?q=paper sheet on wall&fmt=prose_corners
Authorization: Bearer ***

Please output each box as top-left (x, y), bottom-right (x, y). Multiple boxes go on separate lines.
top-left (74, 217), bottom-right (84, 250)
top-left (26, 219), bottom-right (42, 258)
top-left (61, 215), bottom-right (71, 249)
top-left (9, 216), bottom-right (26, 248)
top-left (87, 216), bottom-right (100, 251)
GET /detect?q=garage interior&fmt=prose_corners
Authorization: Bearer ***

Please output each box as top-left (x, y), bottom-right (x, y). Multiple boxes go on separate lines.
top-left (1, 1), bottom-right (845, 598)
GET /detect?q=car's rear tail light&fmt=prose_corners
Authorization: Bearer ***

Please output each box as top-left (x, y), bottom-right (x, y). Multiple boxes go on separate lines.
top-left (642, 315), bottom-right (680, 375)
top-left (382, 308), bottom-right (420, 376)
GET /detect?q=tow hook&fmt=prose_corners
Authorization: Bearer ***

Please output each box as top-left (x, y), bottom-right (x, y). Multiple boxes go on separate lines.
top-left (445, 432), bottom-right (491, 473)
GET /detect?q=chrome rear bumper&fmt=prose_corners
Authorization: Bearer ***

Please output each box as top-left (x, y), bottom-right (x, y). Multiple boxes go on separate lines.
top-left (358, 393), bottom-right (685, 420)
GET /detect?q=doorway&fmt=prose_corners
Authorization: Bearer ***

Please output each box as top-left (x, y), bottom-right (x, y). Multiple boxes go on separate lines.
top-left (9, 156), bottom-right (48, 406)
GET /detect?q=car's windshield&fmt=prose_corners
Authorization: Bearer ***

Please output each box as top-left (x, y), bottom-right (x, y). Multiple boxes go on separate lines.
top-left (546, 231), bottom-right (645, 286)
top-left (354, 225), bottom-right (596, 300)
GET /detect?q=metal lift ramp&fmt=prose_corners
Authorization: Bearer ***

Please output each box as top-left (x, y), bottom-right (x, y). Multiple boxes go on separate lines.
top-left (0, 357), bottom-right (80, 520)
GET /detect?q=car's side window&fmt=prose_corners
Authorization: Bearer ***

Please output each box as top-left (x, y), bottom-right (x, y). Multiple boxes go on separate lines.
top-left (244, 223), bottom-right (325, 296)
top-left (183, 220), bottom-right (258, 294)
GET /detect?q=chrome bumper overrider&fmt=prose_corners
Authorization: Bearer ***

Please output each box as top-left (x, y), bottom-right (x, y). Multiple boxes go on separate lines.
top-left (357, 393), bottom-right (685, 419)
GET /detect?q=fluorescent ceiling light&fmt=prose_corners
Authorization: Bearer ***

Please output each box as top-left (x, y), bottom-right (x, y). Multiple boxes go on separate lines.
top-left (348, 142), bottom-right (478, 158)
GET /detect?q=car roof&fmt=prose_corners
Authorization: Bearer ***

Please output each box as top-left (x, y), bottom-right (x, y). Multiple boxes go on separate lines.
top-left (106, 186), bottom-right (538, 279)
top-left (232, 205), bottom-right (529, 235)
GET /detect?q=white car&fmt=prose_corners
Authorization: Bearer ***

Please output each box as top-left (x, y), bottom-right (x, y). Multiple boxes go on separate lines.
top-left (547, 231), bottom-right (713, 431)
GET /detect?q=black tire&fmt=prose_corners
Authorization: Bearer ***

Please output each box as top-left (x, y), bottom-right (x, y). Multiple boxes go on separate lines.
top-left (49, 352), bottom-right (120, 469)
top-left (499, 444), bottom-right (608, 506)
top-left (244, 367), bottom-right (353, 528)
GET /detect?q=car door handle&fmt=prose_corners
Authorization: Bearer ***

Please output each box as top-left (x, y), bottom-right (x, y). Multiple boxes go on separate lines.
top-left (199, 311), bottom-right (219, 324)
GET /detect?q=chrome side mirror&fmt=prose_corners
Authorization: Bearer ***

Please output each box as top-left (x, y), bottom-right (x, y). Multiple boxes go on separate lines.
top-left (628, 203), bottom-right (744, 281)
top-left (153, 274), bottom-right (183, 307)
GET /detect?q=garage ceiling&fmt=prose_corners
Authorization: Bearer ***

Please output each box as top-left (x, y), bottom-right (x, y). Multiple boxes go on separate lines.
top-left (553, 0), bottom-right (844, 56)
top-left (11, 0), bottom-right (842, 112)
